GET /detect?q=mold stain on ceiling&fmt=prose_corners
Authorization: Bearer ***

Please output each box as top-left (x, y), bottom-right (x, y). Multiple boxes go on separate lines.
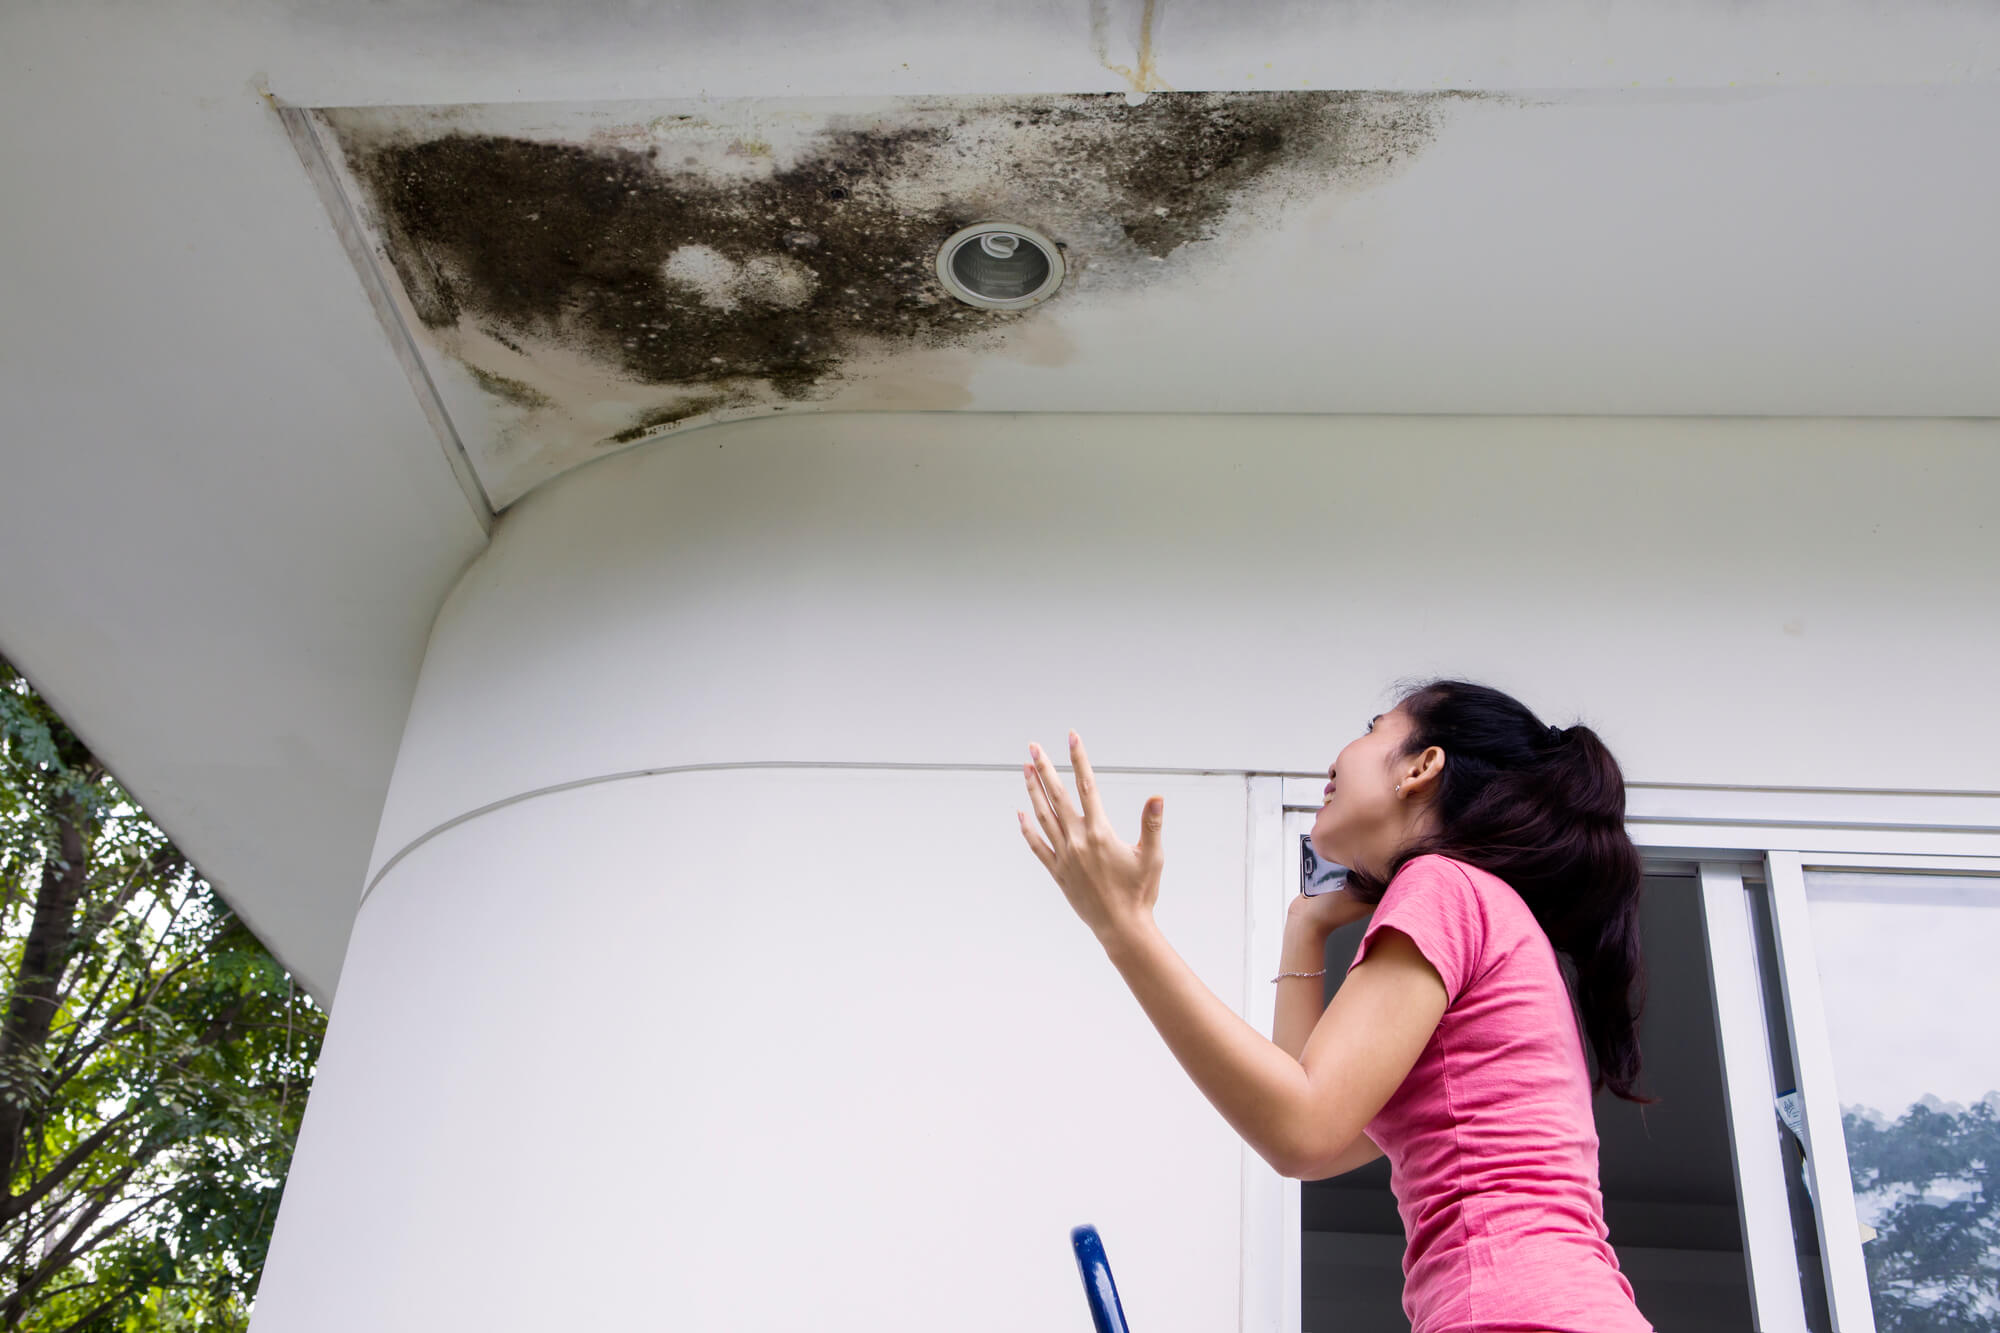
top-left (308, 92), bottom-right (1472, 508)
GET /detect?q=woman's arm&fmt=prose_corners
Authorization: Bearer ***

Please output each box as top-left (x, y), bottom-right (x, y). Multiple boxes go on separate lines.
top-left (1019, 734), bottom-right (1444, 1180)
top-left (1301, 1131), bottom-right (1384, 1179)
top-left (1272, 901), bottom-right (1387, 1177)
top-left (1271, 919), bottom-right (1332, 1060)
top-left (1272, 890), bottom-right (1372, 1059)
top-left (1101, 919), bottom-right (1444, 1179)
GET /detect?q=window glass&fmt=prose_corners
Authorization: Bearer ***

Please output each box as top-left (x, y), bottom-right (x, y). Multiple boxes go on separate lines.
top-left (1804, 870), bottom-right (2000, 1331)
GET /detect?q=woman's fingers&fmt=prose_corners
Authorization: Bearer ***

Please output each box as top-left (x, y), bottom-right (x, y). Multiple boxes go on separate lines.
top-left (1137, 795), bottom-right (1165, 869)
top-left (1068, 731), bottom-right (1108, 826)
top-left (1028, 742), bottom-right (1081, 836)
top-left (1025, 760), bottom-right (1067, 851)
top-left (1017, 810), bottom-right (1057, 871)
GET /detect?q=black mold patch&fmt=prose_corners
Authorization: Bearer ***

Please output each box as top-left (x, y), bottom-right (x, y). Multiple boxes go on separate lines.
top-left (332, 92), bottom-right (1462, 412)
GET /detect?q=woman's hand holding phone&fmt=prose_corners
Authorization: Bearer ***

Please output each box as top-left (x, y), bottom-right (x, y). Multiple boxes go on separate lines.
top-left (1287, 885), bottom-right (1374, 938)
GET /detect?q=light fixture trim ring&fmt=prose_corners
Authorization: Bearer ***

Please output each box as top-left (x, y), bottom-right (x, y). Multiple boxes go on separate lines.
top-left (935, 221), bottom-right (1066, 311)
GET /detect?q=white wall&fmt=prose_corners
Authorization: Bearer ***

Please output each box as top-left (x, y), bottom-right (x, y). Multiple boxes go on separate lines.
top-left (367, 411), bottom-right (2000, 891)
top-left (258, 409), bottom-right (2000, 1329)
top-left (255, 766), bottom-right (1250, 1332)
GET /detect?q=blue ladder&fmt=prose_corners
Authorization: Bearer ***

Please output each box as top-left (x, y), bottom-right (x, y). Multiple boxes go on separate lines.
top-left (1070, 1224), bottom-right (1133, 1333)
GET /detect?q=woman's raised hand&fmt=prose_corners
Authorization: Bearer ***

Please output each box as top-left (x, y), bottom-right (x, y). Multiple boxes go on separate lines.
top-left (1018, 732), bottom-right (1164, 945)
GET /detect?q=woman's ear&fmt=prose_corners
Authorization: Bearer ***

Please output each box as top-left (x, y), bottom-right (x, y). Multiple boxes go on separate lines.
top-left (1402, 745), bottom-right (1446, 797)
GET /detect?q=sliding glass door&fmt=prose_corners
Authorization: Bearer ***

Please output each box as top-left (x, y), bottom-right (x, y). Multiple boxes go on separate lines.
top-left (1765, 855), bottom-right (2000, 1333)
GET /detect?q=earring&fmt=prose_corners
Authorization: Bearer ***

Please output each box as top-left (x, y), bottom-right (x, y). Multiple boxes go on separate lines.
top-left (1395, 783), bottom-right (1403, 796)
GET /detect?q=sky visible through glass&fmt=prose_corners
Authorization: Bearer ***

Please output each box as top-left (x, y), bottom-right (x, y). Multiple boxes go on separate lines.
top-left (1807, 871), bottom-right (1999, 1118)
top-left (1807, 870), bottom-right (1999, 1327)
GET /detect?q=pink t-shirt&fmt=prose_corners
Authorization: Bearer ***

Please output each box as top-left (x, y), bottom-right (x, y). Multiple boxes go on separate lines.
top-left (1346, 854), bottom-right (1653, 1333)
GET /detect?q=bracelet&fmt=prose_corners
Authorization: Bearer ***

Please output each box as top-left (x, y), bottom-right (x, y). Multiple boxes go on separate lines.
top-left (1270, 969), bottom-right (1326, 982)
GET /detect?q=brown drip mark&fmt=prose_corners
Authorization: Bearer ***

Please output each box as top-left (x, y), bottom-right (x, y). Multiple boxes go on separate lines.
top-left (606, 393), bottom-right (735, 443)
top-left (463, 365), bottom-right (552, 410)
top-left (335, 92), bottom-right (1461, 417)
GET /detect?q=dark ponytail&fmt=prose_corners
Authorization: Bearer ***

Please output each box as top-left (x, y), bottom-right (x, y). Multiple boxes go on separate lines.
top-left (1346, 679), bottom-right (1651, 1103)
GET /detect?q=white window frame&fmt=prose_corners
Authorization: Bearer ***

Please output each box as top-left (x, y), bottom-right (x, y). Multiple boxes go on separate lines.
top-left (1242, 777), bottom-right (1295, 1333)
top-left (1245, 776), bottom-right (2000, 1333)
top-left (1698, 858), bottom-right (1807, 1332)
top-left (1764, 850), bottom-right (2000, 1333)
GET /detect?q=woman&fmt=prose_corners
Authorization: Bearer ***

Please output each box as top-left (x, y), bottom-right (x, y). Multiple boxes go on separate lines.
top-left (1017, 678), bottom-right (1653, 1333)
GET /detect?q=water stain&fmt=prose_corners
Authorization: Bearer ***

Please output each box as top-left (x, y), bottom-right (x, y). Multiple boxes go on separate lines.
top-left (464, 365), bottom-right (553, 410)
top-left (1092, 0), bottom-right (1174, 96)
top-left (321, 91), bottom-right (1471, 499)
top-left (1002, 317), bottom-right (1079, 370)
top-left (606, 392), bottom-right (736, 443)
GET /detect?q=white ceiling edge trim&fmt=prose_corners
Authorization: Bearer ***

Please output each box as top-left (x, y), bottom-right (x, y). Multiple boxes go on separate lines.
top-left (276, 103), bottom-right (496, 532)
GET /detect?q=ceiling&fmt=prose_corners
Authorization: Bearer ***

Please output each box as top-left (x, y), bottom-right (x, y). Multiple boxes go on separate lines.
top-left (306, 85), bottom-right (1997, 511)
top-left (3, 0), bottom-right (1996, 996)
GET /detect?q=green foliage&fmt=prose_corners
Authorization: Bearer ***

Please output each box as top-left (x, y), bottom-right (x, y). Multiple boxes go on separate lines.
top-left (1, 657), bottom-right (325, 1331)
top-left (1845, 1097), bottom-right (2000, 1333)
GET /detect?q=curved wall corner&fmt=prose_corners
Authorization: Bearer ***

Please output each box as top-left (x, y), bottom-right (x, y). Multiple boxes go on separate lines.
top-left (366, 410), bottom-right (2000, 889)
top-left (253, 766), bottom-right (1251, 1332)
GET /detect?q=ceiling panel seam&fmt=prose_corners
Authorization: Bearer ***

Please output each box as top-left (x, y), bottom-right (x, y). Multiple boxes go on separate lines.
top-left (359, 762), bottom-right (2000, 914)
top-left (359, 758), bottom-right (1261, 908)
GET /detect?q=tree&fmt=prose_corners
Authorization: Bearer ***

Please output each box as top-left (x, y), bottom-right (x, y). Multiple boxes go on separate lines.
top-left (1844, 1096), bottom-right (2000, 1333)
top-left (0, 656), bottom-right (325, 1331)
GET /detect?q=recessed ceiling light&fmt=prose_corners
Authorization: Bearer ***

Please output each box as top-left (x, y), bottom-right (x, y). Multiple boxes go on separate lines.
top-left (935, 222), bottom-right (1065, 311)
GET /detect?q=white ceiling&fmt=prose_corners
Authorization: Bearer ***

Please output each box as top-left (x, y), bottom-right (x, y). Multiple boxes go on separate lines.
top-left (306, 87), bottom-right (2000, 511)
top-left (3, 0), bottom-right (1996, 997)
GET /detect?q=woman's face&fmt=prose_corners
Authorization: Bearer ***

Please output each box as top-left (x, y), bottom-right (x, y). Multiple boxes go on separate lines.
top-left (1310, 706), bottom-right (1424, 880)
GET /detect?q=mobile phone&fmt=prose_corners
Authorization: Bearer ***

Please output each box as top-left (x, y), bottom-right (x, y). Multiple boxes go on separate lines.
top-left (1300, 835), bottom-right (1350, 896)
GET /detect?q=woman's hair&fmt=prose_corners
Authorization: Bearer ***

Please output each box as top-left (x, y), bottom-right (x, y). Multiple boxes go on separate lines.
top-left (1345, 679), bottom-right (1651, 1103)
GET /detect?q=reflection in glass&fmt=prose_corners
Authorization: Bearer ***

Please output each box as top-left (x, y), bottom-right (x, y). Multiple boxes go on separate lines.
top-left (1805, 871), bottom-right (2000, 1331)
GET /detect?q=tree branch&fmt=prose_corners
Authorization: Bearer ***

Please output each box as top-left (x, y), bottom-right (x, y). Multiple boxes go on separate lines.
top-left (0, 795), bottom-right (92, 1185)
top-left (0, 1164), bottom-right (139, 1324)
top-left (42, 956), bottom-right (201, 1095)
top-left (36, 1290), bottom-right (138, 1333)
top-left (42, 847), bottom-right (178, 1050)
top-left (0, 1109), bottom-right (139, 1223)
